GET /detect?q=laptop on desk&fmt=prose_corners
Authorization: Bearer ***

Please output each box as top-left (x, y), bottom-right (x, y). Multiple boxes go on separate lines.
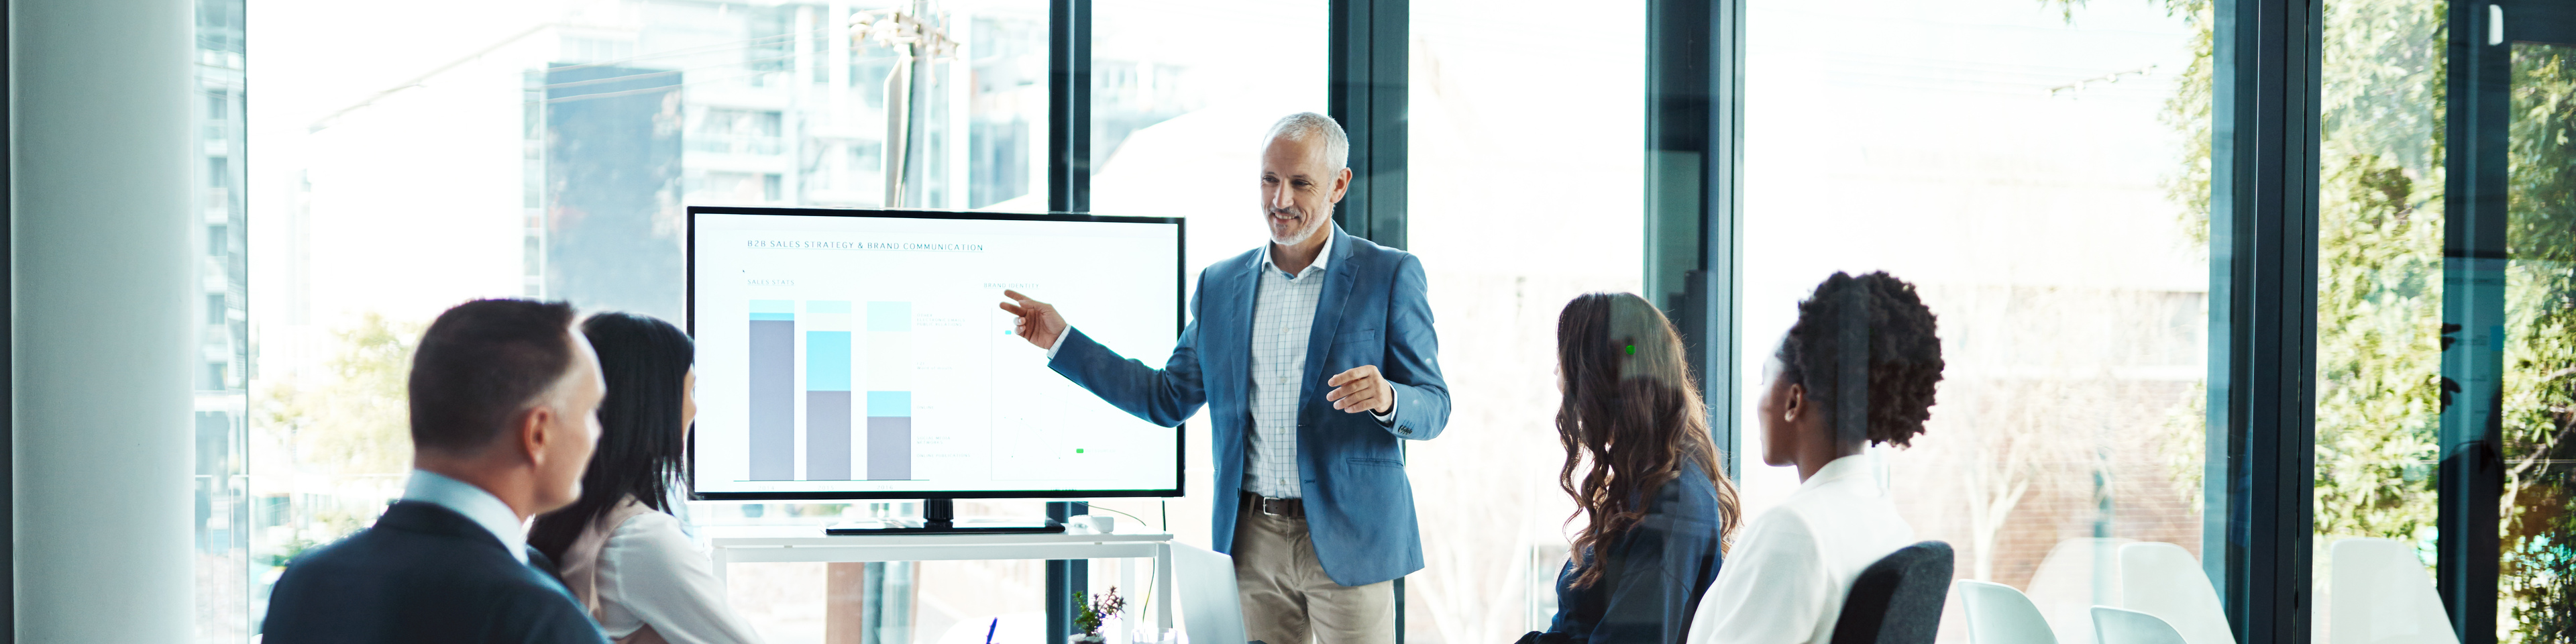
top-left (1171, 543), bottom-right (1249, 644)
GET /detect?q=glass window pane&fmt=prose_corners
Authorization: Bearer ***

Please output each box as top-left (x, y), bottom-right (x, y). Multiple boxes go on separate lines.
top-left (196, 0), bottom-right (249, 639)
top-left (1081, 0), bottom-right (1328, 555)
top-left (2501, 39), bottom-right (2576, 644)
top-left (2312, 0), bottom-right (2446, 640)
top-left (1089, 0), bottom-right (1327, 270)
top-left (1738, 1), bottom-right (2210, 642)
top-left (251, 1), bottom-right (1047, 639)
top-left (1404, 0), bottom-right (1646, 637)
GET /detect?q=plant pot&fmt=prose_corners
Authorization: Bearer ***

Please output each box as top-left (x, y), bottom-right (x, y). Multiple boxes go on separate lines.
top-left (1071, 635), bottom-right (1108, 644)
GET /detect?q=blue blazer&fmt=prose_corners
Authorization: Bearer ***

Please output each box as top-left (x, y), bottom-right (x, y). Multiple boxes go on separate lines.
top-left (1050, 225), bottom-right (1450, 586)
top-left (1528, 460), bottom-right (1729, 644)
top-left (262, 501), bottom-right (608, 644)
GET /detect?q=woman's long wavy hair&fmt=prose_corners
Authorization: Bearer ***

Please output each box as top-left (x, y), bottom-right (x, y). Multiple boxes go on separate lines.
top-left (1554, 292), bottom-right (1743, 589)
top-left (529, 312), bottom-right (694, 562)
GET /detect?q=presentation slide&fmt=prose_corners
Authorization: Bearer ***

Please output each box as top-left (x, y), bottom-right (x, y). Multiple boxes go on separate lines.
top-left (690, 211), bottom-right (1182, 498)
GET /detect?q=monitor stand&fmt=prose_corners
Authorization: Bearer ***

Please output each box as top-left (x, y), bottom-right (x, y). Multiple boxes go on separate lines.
top-left (823, 498), bottom-right (1065, 535)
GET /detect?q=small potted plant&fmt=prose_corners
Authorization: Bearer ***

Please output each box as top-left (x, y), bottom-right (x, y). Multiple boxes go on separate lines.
top-left (1071, 586), bottom-right (1126, 644)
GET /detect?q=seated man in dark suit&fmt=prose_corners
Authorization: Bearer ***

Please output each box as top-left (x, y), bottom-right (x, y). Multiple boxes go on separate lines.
top-left (264, 299), bottom-right (611, 644)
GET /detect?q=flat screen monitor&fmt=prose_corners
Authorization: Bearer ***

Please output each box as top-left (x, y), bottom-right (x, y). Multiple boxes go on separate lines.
top-left (688, 207), bottom-right (1185, 500)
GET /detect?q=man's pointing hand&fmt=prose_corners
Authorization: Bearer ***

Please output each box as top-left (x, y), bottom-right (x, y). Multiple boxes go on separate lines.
top-left (997, 289), bottom-right (1068, 350)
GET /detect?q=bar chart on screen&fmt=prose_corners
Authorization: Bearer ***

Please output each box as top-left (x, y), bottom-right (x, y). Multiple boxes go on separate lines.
top-left (691, 211), bottom-right (1182, 498)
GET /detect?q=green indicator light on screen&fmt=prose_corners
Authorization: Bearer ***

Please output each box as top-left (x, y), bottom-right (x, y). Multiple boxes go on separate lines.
top-left (1625, 344), bottom-right (1635, 356)
top-left (1076, 449), bottom-right (1085, 453)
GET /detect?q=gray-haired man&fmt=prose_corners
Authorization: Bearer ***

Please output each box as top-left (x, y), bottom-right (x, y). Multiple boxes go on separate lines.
top-left (1002, 113), bottom-right (1451, 644)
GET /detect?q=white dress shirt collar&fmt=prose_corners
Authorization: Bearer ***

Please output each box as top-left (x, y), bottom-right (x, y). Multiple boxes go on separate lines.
top-left (1798, 453), bottom-right (1883, 496)
top-left (402, 469), bottom-right (530, 565)
top-left (1260, 227), bottom-right (1337, 277)
top-left (1682, 452), bottom-right (1914, 644)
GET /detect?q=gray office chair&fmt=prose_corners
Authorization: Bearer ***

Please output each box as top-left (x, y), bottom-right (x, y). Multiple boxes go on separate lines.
top-left (1829, 541), bottom-right (1956, 644)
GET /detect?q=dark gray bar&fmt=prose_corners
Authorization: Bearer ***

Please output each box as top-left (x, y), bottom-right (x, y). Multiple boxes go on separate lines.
top-left (748, 319), bottom-right (796, 480)
top-left (2437, 1), bottom-right (2515, 640)
top-left (1048, 0), bottom-right (1090, 213)
top-left (1646, 0), bottom-right (1743, 481)
top-left (1327, 0), bottom-right (1409, 250)
top-left (2210, 0), bottom-right (2322, 641)
top-left (806, 391), bottom-right (851, 480)
top-left (866, 417), bottom-right (911, 480)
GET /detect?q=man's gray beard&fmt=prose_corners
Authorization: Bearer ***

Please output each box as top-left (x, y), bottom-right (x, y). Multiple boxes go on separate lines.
top-left (1270, 210), bottom-right (1326, 246)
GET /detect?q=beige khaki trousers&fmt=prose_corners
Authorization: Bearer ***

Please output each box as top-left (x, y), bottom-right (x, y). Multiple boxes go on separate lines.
top-left (1230, 509), bottom-right (1395, 644)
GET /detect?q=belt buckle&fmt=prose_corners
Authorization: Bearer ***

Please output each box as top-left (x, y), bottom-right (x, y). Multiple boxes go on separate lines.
top-left (1255, 496), bottom-right (1287, 516)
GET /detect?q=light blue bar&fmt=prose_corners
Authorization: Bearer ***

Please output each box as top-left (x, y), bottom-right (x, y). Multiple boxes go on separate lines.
top-left (749, 299), bottom-right (796, 313)
top-left (807, 300), bottom-right (852, 314)
top-left (806, 331), bottom-right (851, 391)
top-left (867, 301), bottom-right (912, 332)
top-left (866, 390), bottom-right (911, 417)
top-left (749, 313), bottom-right (794, 321)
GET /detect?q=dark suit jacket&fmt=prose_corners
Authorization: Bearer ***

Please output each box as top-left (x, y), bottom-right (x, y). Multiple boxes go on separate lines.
top-left (1524, 460), bottom-right (1729, 644)
top-left (262, 500), bottom-right (608, 644)
top-left (1050, 225), bottom-right (1451, 586)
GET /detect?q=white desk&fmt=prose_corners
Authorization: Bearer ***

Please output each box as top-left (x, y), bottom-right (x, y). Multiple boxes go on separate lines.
top-left (704, 527), bottom-right (1178, 635)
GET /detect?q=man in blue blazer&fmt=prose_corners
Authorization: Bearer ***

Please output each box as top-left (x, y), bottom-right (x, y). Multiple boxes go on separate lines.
top-left (1001, 112), bottom-right (1448, 644)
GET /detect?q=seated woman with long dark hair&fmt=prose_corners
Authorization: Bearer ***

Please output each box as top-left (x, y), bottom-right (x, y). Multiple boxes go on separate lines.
top-left (1685, 271), bottom-right (1942, 644)
top-left (530, 313), bottom-right (764, 644)
top-left (1518, 292), bottom-right (1744, 644)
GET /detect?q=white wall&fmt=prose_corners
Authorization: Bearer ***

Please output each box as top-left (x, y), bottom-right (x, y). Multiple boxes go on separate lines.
top-left (11, 0), bottom-right (199, 641)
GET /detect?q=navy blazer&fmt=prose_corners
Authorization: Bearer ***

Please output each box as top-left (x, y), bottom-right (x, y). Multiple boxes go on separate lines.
top-left (262, 501), bottom-right (608, 644)
top-left (1525, 460), bottom-right (1729, 644)
top-left (1051, 225), bottom-right (1450, 586)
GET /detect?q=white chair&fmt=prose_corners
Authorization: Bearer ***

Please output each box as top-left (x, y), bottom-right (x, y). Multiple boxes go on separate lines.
top-left (1171, 543), bottom-right (1248, 644)
top-left (2328, 538), bottom-right (2459, 644)
top-left (2093, 606), bottom-right (2190, 644)
top-left (2116, 543), bottom-right (2235, 644)
top-left (1956, 580), bottom-right (2059, 644)
top-left (2025, 537), bottom-right (2135, 644)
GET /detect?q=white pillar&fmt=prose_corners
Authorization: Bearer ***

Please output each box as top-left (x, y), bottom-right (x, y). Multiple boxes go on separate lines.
top-left (11, 0), bottom-right (198, 641)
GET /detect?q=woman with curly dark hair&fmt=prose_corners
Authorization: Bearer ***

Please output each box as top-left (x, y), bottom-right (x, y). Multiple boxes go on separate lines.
top-left (1684, 271), bottom-right (1943, 644)
top-left (1517, 292), bottom-right (1743, 644)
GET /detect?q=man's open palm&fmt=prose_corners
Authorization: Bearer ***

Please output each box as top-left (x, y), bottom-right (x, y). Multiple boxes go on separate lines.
top-left (997, 290), bottom-right (1067, 350)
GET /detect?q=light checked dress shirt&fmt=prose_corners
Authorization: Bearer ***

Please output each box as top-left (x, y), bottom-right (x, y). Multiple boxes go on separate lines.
top-left (1049, 232), bottom-right (1395, 499)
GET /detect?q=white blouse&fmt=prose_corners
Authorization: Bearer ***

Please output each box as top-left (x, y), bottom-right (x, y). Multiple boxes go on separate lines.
top-left (593, 509), bottom-right (767, 644)
top-left (1684, 455), bottom-right (1916, 644)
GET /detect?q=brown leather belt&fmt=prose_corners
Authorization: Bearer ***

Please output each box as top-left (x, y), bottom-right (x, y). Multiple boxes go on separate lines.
top-left (1241, 492), bottom-right (1305, 518)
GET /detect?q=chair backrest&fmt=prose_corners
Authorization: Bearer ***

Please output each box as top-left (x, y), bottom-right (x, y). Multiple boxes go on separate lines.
top-left (2025, 538), bottom-right (2135, 644)
top-left (2328, 538), bottom-right (2459, 644)
top-left (1830, 541), bottom-right (1956, 644)
top-left (2093, 606), bottom-right (2190, 644)
top-left (2116, 543), bottom-right (2235, 644)
top-left (1955, 580), bottom-right (2057, 644)
top-left (1171, 543), bottom-right (1248, 644)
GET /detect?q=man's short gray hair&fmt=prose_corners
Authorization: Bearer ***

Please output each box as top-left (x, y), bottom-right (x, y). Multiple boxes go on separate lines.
top-left (1264, 112), bottom-right (1349, 170)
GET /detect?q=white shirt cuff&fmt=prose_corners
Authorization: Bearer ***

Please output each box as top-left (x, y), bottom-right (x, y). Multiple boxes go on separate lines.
top-left (1044, 328), bottom-right (1071, 360)
top-left (1372, 388), bottom-right (1398, 425)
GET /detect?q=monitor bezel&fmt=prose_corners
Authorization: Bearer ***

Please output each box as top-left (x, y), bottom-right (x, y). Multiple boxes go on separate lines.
top-left (684, 205), bottom-right (1188, 501)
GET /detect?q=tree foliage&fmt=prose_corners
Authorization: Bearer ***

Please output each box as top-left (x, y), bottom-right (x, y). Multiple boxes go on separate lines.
top-left (258, 313), bottom-right (420, 478)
